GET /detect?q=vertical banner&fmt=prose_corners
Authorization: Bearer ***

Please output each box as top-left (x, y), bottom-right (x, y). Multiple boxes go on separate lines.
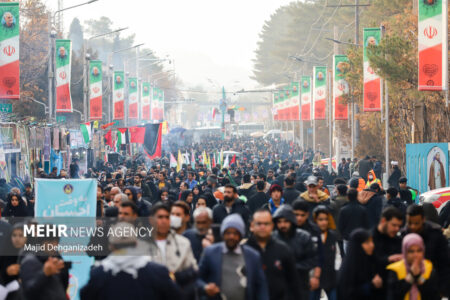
top-left (141, 82), bottom-right (151, 120)
top-left (363, 28), bottom-right (381, 111)
top-left (35, 179), bottom-right (97, 300)
top-left (301, 76), bottom-right (312, 121)
top-left (333, 55), bottom-right (349, 120)
top-left (290, 82), bottom-right (300, 120)
top-left (272, 92), bottom-right (279, 120)
top-left (0, 3), bottom-right (19, 99)
top-left (89, 60), bottom-right (102, 120)
top-left (279, 90), bottom-right (286, 120)
top-left (55, 40), bottom-right (73, 112)
top-left (113, 71), bottom-right (124, 120)
top-left (418, 0), bottom-right (448, 91)
top-left (313, 66), bottom-right (327, 120)
top-left (151, 87), bottom-right (158, 120)
top-left (128, 77), bottom-right (138, 119)
top-left (159, 88), bottom-right (165, 120)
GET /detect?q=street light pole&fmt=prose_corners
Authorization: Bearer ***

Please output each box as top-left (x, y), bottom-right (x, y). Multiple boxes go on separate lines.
top-left (83, 27), bottom-right (128, 122)
top-left (220, 87), bottom-right (227, 140)
top-left (48, 0), bottom-right (99, 123)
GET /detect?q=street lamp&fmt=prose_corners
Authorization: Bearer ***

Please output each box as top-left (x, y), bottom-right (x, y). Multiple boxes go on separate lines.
top-left (324, 37), bottom-right (362, 47)
top-left (83, 27), bottom-right (129, 122)
top-left (48, 0), bottom-right (99, 123)
top-left (107, 43), bottom-right (144, 124)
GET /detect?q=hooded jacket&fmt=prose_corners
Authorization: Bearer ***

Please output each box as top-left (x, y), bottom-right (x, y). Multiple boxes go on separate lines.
top-left (366, 170), bottom-right (382, 189)
top-left (272, 205), bottom-right (318, 289)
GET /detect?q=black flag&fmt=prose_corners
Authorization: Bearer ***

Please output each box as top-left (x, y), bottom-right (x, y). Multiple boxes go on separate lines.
top-left (143, 123), bottom-right (162, 159)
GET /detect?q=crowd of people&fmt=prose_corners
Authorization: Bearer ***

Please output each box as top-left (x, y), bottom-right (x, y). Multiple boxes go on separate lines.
top-left (0, 135), bottom-right (449, 300)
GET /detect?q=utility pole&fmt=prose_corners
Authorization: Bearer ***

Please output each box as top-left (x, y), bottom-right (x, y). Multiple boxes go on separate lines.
top-left (354, 0), bottom-right (361, 147)
top-left (328, 69), bottom-right (333, 172)
top-left (220, 87), bottom-right (227, 140)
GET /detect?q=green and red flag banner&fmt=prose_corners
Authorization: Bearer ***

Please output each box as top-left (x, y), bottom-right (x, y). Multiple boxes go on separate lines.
top-left (290, 82), bottom-right (300, 120)
top-left (80, 122), bottom-right (91, 144)
top-left (418, 0), bottom-right (448, 91)
top-left (313, 66), bottom-right (327, 120)
top-left (144, 123), bottom-right (162, 159)
top-left (113, 71), bottom-right (124, 120)
top-left (333, 55), bottom-right (349, 120)
top-left (55, 40), bottom-right (73, 112)
top-left (0, 3), bottom-right (19, 99)
top-left (152, 87), bottom-right (164, 120)
top-left (363, 28), bottom-right (381, 111)
top-left (128, 77), bottom-right (138, 119)
top-left (141, 82), bottom-right (151, 120)
top-left (272, 91), bottom-right (279, 120)
top-left (301, 76), bottom-right (312, 121)
top-left (151, 87), bottom-right (159, 120)
top-left (117, 128), bottom-right (127, 145)
top-left (89, 60), bottom-right (102, 120)
top-left (279, 89), bottom-right (286, 120)
top-left (158, 88), bottom-right (164, 120)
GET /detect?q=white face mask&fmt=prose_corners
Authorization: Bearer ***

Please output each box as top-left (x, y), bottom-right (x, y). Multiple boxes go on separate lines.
top-left (170, 215), bottom-right (182, 229)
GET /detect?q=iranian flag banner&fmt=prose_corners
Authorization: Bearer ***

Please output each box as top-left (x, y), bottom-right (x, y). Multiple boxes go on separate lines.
top-left (141, 82), bottom-right (151, 120)
top-left (89, 60), bottom-right (102, 120)
top-left (279, 90), bottom-right (286, 120)
top-left (290, 82), bottom-right (300, 120)
top-left (363, 28), bottom-right (381, 111)
top-left (128, 77), bottom-right (138, 119)
top-left (301, 76), bottom-right (312, 121)
top-left (113, 71), bottom-right (124, 120)
top-left (158, 88), bottom-right (165, 120)
top-left (313, 66), bottom-right (327, 120)
top-left (333, 55), bottom-right (349, 120)
top-left (55, 40), bottom-right (73, 112)
top-left (418, 0), bottom-right (448, 91)
top-left (151, 87), bottom-right (159, 120)
top-left (0, 3), bottom-right (19, 99)
top-left (272, 92), bottom-right (279, 120)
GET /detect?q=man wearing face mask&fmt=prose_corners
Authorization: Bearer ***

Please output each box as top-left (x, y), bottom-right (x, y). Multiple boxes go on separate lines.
top-left (170, 201), bottom-right (191, 234)
top-left (149, 203), bottom-right (198, 299)
top-left (212, 184), bottom-right (251, 226)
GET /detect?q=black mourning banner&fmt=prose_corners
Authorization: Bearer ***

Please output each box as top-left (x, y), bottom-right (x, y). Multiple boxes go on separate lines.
top-left (143, 123), bottom-right (162, 159)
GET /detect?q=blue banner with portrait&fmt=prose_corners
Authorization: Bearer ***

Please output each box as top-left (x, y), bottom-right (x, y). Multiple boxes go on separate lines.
top-left (35, 179), bottom-right (97, 300)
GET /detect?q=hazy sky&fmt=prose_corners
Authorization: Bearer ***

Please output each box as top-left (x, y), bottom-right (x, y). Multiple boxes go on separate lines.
top-left (47, 0), bottom-right (292, 90)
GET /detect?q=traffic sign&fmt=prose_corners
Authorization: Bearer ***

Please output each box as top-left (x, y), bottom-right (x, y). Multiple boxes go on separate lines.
top-left (0, 103), bottom-right (12, 113)
top-left (56, 116), bottom-right (66, 123)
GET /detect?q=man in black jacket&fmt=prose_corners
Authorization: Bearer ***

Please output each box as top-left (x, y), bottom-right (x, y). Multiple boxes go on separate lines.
top-left (337, 188), bottom-right (369, 253)
top-left (246, 208), bottom-right (301, 300)
top-left (20, 236), bottom-right (70, 300)
top-left (358, 155), bottom-right (373, 182)
top-left (372, 207), bottom-right (403, 297)
top-left (212, 184), bottom-right (251, 226)
top-left (247, 180), bottom-right (269, 214)
top-left (401, 204), bottom-right (450, 296)
top-left (273, 204), bottom-right (318, 299)
top-left (283, 176), bottom-right (300, 204)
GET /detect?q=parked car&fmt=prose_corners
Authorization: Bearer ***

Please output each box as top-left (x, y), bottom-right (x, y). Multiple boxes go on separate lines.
top-left (419, 187), bottom-right (450, 213)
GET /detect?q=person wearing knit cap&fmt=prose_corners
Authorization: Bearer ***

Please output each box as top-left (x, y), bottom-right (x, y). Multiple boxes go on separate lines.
top-left (386, 233), bottom-right (439, 300)
top-left (198, 214), bottom-right (269, 300)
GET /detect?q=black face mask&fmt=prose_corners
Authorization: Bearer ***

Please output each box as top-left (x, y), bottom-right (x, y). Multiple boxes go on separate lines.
top-left (224, 196), bottom-right (234, 203)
